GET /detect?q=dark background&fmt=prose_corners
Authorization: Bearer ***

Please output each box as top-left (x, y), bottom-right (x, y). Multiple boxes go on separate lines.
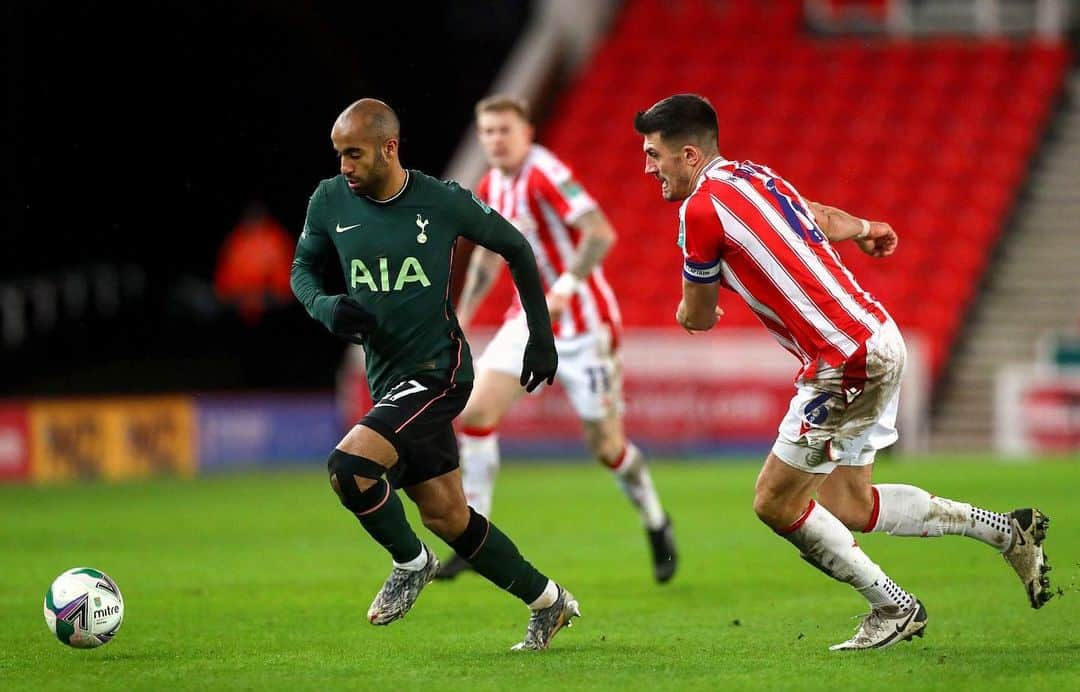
top-left (3, 0), bottom-right (531, 395)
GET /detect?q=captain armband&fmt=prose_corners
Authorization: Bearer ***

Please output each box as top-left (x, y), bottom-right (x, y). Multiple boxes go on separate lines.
top-left (682, 259), bottom-right (721, 284)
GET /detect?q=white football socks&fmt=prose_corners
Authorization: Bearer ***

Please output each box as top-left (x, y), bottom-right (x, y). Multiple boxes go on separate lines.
top-left (782, 500), bottom-right (915, 614)
top-left (608, 443), bottom-right (666, 530)
top-left (459, 428), bottom-right (500, 517)
top-left (393, 544), bottom-right (427, 572)
top-left (528, 579), bottom-right (559, 610)
top-left (867, 484), bottom-right (1013, 553)
top-left (461, 429), bottom-right (667, 534)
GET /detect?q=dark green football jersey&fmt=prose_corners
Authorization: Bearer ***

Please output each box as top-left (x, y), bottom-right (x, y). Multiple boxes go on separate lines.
top-left (291, 169), bottom-right (549, 400)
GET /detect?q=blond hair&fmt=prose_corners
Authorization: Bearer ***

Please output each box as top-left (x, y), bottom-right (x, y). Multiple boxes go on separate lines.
top-left (475, 95), bottom-right (531, 123)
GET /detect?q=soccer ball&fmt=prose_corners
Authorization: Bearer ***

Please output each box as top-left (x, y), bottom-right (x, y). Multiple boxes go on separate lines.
top-left (43, 567), bottom-right (124, 648)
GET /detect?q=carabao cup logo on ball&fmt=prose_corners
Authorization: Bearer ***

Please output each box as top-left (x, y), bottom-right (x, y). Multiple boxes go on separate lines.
top-left (43, 567), bottom-right (124, 649)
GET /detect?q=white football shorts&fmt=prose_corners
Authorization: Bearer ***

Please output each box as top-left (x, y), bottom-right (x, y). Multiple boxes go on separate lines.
top-left (476, 314), bottom-right (623, 421)
top-left (772, 319), bottom-right (906, 474)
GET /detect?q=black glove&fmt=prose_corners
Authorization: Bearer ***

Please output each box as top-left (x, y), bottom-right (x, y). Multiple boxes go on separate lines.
top-left (520, 338), bottom-right (558, 393)
top-left (330, 296), bottom-right (377, 344)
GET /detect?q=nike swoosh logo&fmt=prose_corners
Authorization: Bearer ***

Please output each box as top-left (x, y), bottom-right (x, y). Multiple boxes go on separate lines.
top-left (893, 606), bottom-right (920, 635)
top-left (373, 402), bottom-right (398, 409)
top-left (336, 223), bottom-right (361, 233)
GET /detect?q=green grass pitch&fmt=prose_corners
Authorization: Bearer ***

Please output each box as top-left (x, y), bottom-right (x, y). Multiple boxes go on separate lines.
top-left (2, 457), bottom-right (1079, 690)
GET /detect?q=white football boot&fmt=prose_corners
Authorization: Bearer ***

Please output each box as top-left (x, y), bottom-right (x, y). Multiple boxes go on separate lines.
top-left (1003, 508), bottom-right (1053, 609)
top-left (511, 584), bottom-right (581, 651)
top-left (367, 544), bottom-right (440, 625)
top-left (829, 599), bottom-right (928, 651)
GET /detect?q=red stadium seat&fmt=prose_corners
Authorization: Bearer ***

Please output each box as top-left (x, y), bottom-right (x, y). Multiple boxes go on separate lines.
top-left (472, 5), bottom-right (1071, 380)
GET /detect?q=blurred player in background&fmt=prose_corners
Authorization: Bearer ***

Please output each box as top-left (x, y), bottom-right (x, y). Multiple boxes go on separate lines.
top-left (436, 95), bottom-right (677, 583)
top-left (634, 94), bottom-right (1053, 650)
top-left (291, 98), bottom-right (579, 650)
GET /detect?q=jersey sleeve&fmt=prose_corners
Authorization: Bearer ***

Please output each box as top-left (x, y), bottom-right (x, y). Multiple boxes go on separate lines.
top-left (290, 182), bottom-right (340, 331)
top-left (529, 163), bottom-right (597, 226)
top-left (445, 179), bottom-right (554, 346)
top-left (678, 188), bottom-right (727, 284)
top-left (447, 180), bottom-right (518, 251)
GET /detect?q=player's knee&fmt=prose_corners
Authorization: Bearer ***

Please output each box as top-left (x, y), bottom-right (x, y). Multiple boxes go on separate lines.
top-left (327, 449), bottom-right (387, 513)
top-left (419, 502), bottom-right (470, 540)
top-left (329, 472), bottom-right (345, 503)
top-left (590, 437), bottom-right (623, 466)
top-left (752, 475), bottom-right (776, 523)
top-left (752, 491), bottom-right (776, 526)
top-left (753, 488), bottom-right (793, 530)
top-left (583, 421), bottom-right (623, 464)
top-left (459, 404), bottom-right (499, 431)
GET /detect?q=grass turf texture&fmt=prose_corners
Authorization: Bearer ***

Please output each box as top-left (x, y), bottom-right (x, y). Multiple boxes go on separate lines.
top-left (3, 457), bottom-right (1079, 690)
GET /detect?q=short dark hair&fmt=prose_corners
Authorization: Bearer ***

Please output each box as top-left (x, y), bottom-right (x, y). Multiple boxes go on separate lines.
top-left (633, 94), bottom-right (718, 150)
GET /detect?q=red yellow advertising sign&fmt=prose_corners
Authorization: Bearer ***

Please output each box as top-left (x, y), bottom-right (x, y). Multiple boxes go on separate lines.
top-left (28, 397), bottom-right (195, 482)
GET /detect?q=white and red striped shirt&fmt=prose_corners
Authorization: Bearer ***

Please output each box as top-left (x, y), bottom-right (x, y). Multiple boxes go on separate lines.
top-left (680, 158), bottom-right (890, 376)
top-left (476, 144), bottom-right (622, 342)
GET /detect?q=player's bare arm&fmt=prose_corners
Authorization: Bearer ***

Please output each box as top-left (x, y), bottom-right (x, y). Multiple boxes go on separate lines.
top-left (676, 279), bottom-right (723, 333)
top-left (456, 245), bottom-right (505, 329)
top-left (567, 210), bottom-right (616, 278)
top-left (808, 201), bottom-right (898, 258)
top-left (548, 209), bottom-right (616, 320)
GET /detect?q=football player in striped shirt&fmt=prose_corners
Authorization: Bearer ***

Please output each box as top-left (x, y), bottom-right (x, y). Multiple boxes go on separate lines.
top-left (634, 93), bottom-right (1052, 650)
top-left (436, 96), bottom-right (677, 583)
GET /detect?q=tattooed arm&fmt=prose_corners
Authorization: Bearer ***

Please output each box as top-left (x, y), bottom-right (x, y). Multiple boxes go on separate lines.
top-left (566, 210), bottom-right (616, 279)
top-left (546, 210), bottom-right (616, 320)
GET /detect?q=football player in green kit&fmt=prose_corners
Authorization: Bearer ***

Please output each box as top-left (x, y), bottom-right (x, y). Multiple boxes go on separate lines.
top-left (290, 99), bottom-right (579, 651)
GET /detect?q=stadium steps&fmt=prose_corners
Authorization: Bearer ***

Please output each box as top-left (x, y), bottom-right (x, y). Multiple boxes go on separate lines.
top-left (930, 68), bottom-right (1080, 452)
top-left (908, 0), bottom-right (1054, 35)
